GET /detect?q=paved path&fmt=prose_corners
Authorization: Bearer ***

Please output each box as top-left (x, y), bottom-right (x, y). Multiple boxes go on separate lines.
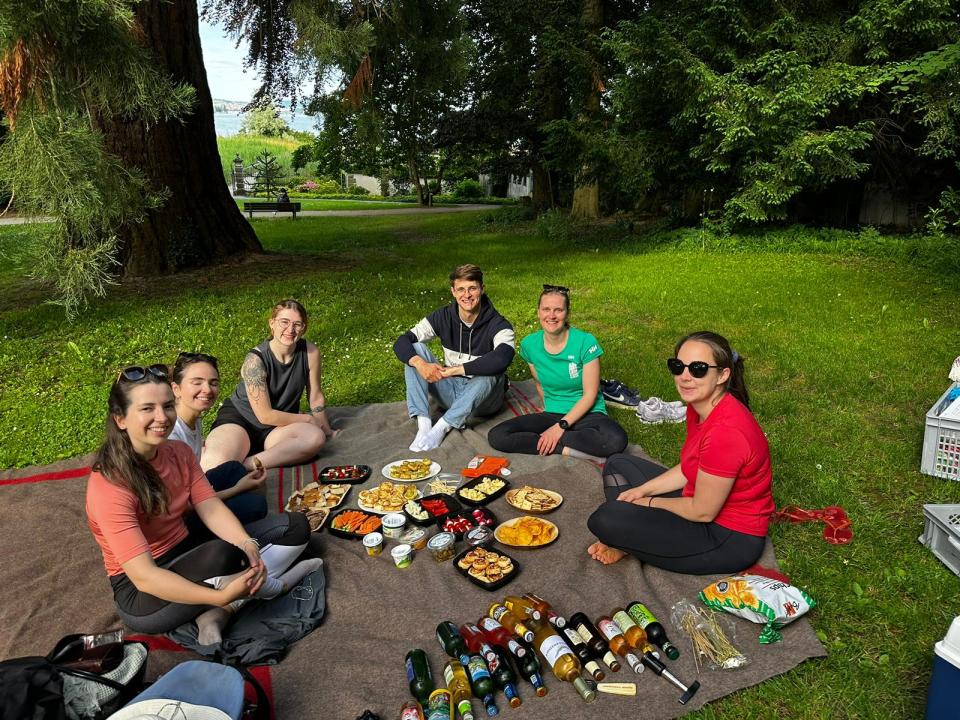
top-left (0, 204), bottom-right (494, 225)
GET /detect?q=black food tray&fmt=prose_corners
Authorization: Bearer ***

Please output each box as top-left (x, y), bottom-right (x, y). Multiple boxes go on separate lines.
top-left (456, 474), bottom-right (511, 506)
top-left (437, 506), bottom-right (497, 540)
top-left (327, 508), bottom-right (382, 539)
top-left (453, 546), bottom-right (520, 591)
top-left (318, 464), bottom-right (372, 484)
top-left (406, 493), bottom-right (462, 527)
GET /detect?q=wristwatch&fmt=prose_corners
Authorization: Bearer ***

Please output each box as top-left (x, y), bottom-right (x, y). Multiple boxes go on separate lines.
top-left (558, 419), bottom-right (570, 430)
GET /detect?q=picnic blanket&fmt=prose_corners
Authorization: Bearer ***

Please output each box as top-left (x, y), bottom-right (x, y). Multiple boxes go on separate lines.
top-left (0, 381), bottom-right (825, 719)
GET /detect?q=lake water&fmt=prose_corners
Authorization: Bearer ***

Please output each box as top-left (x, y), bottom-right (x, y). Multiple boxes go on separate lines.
top-left (214, 110), bottom-right (318, 137)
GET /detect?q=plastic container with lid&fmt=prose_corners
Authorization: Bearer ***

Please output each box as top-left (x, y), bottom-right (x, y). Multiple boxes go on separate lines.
top-left (391, 543), bottom-right (413, 569)
top-left (362, 532), bottom-right (383, 556)
top-left (465, 525), bottom-right (494, 547)
top-left (382, 513), bottom-right (407, 539)
top-left (400, 526), bottom-right (429, 550)
top-left (427, 531), bottom-right (456, 562)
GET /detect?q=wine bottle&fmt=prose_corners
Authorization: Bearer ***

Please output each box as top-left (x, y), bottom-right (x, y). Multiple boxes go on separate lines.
top-left (489, 647), bottom-right (522, 708)
top-left (530, 619), bottom-right (596, 703)
top-left (514, 641), bottom-right (548, 697)
top-left (522, 592), bottom-right (567, 629)
top-left (443, 660), bottom-right (475, 720)
top-left (558, 625), bottom-right (605, 681)
top-left (567, 612), bottom-right (620, 672)
top-left (487, 603), bottom-right (534, 643)
top-left (611, 608), bottom-right (649, 650)
top-left (625, 601), bottom-right (680, 660)
top-left (595, 616), bottom-right (644, 674)
top-left (406, 649), bottom-right (435, 704)
top-left (437, 621), bottom-right (471, 663)
top-left (503, 595), bottom-right (543, 621)
top-left (478, 617), bottom-right (527, 659)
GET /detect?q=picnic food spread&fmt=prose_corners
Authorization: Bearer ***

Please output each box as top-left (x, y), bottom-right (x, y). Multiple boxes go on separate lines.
top-left (456, 546), bottom-right (516, 584)
top-left (386, 458), bottom-right (436, 481)
top-left (494, 517), bottom-right (559, 548)
top-left (331, 509), bottom-right (382, 535)
top-left (286, 482), bottom-right (350, 512)
top-left (320, 464), bottom-right (371, 482)
top-left (505, 486), bottom-right (563, 513)
top-left (358, 481), bottom-right (420, 513)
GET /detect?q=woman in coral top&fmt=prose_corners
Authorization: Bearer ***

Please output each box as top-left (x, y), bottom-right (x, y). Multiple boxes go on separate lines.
top-left (587, 331), bottom-right (774, 574)
top-left (86, 365), bottom-right (321, 644)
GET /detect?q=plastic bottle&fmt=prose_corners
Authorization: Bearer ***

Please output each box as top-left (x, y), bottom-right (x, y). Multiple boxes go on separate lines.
top-left (478, 617), bottom-right (527, 659)
top-left (405, 649), bottom-right (435, 704)
top-left (503, 595), bottom-right (542, 621)
top-left (522, 592), bottom-right (567, 629)
top-left (426, 688), bottom-right (453, 720)
top-left (514, 641), bottom-right (548, 697)
top-left (567, 612), bottom-right (620, 672)
top-left (529, 619), bottom-right (596, 703)
top-left (611, 608), bottom-right (649, 650)
top-left (487, 603), bottom-right (534, 643)
top-left (625, 601), bottom-right (680, 660)
top-left (400, 700), bottom-right (425, 720)
top-left (437, 621), bottom-right (471, 662)
top-left (558, 625), bottom-right (605, 681)
top-left (489, 646), bottom-right (522, 708)
top-left (594, 616), bottom-right (644, 674)
top-left (442, 660), bottom-right (476, 720)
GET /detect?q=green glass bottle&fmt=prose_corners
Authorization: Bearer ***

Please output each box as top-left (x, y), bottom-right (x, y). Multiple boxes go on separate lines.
top-left (406, 648), bottom-right (435, 704)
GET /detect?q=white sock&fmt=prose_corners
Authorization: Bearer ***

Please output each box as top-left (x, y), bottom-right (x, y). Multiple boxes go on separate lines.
top-left (256, 558), bottom-right (324, 600)
top-left (195, 606), bottom-right (231, 646)
top-left (419, 418), bottom-right (453, 451)
top-left (410, 416), bottom-right (432, 451)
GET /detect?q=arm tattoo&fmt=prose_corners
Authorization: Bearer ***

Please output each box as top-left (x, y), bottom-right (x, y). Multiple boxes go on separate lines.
top-left (241, 354), bottom-right (268, 403)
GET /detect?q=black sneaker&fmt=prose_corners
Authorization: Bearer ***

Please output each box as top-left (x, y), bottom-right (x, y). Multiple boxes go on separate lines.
top-left (601, 378), bottom-right (640, 408)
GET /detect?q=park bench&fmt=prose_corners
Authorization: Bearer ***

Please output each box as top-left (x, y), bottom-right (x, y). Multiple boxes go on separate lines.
top-left (243, 201), bottom-right (302, 219)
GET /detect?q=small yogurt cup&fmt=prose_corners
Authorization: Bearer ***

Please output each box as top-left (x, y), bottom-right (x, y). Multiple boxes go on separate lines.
top-left (382, 513), bottom-right (407, 539)
top-left (391, 543), bottom-right (413, 569)
top-left (362, 532), bottom-right (383, 556)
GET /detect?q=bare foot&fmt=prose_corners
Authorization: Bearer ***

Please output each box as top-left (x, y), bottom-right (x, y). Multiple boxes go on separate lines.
top-left (587, 541), bottom-right (627, 565)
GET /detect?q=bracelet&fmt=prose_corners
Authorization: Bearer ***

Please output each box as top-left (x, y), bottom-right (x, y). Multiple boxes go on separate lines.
top-left (238, 537), bottom-right (260, 550)
top-left (647, 497), bottom-right (654, 508)
top-left (311, 405), bottom-right (326, 415)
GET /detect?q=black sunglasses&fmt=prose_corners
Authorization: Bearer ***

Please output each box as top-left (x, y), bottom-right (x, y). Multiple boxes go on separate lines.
top-left (118, 364), bottom-right (168, 383)
top-left (542, 284), bottom-right (570, 294)
top-left (667, 358), bottom-right (720, 378)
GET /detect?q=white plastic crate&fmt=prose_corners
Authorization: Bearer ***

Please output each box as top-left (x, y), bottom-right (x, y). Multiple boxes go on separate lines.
top-left (920, 504), bottom-right (960, 577)
top-left (921, 383), bottom-right (960, 480)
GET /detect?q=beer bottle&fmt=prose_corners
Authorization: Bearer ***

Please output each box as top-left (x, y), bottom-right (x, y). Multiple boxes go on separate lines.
top-left (487, 603), bottom-right (534, 643)
top-left (558, 625), bottom-right (605, 681)
top-left (522, 592), bottom-right (567, 629)
top-left (530, 619), bottom-right (596, 703)
top-left (503, 595), bottom-right (542, 621)
top-left (594, 616), bottom-right (644, 674)
top-left (489, 647), bottom-right (522, 708)
top-left (462, 654), bottom-right (500, 717)
top-left (514, 641), bottom-right (548, 697)
top-left (567, 612), bottom-right (620, 672)
top-left (426, 688), bottom-right (453, 720)
top-left (625, 601), bottom-right (680, 660)
top-left (611, 608), bottom-right (649, 650)
top-left (437, 621), bottom-right (471, 663)
top-left (443, 660), bottom-right (475, 720)
top-left (478, 617), bottom-right (527, 659)
top-left (400, 700), bottom-right (425, 720)
top-left (459, 623), bottom-right (498, 665)
top-left (406, 649), bottom-right (435, 704)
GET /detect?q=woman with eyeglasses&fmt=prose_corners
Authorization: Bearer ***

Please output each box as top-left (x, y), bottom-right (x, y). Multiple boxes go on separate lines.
top-left (487, 285), bottom-right (628, 462)
top-left (587, 331), bottom-right (774, 574)
top-left (86, 365), bottom-right (321, 642)
top-left (168, 352), bottom-right (267, 528)
top-left (203, 299), bottom-right (334, 472)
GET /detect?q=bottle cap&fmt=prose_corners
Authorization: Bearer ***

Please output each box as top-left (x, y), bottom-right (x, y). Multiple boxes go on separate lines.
top-left (665, 644), bottom-right (680, 660)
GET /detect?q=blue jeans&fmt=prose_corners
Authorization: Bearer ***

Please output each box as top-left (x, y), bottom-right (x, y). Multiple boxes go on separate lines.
top-left (115, 661), bottom-right (244, 719)
top-left (185, 460), bottom-right (268, 536)
top-left (404, 343), bottom-right (506, 428)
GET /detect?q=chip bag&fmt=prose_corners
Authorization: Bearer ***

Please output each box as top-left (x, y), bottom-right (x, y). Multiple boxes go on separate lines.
top-left (699, 575), bottom-right (816, 644)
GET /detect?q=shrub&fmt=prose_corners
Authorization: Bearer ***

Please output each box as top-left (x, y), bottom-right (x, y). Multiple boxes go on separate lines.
top-left (347, 185), bottom-right (371, 195)
top-left (535, 208), bottom-right (574, 242)
top-left (452, 178), bottom-right (484, 199)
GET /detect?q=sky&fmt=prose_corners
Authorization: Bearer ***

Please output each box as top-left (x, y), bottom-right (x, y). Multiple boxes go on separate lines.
top-left (198, 17), bottom-right (261, 102)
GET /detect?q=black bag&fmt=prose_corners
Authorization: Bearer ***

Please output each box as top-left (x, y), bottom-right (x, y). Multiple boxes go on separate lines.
top-left (0, 655), bottom-right (68, 720)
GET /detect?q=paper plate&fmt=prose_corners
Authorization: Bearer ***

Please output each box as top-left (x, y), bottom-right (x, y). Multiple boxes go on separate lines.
top-left (504, 486), bottom-right (563, 514)
top-left (381, 459), bottom-right (442, 482)
top-left (493, 516), bottom-right (559, 549)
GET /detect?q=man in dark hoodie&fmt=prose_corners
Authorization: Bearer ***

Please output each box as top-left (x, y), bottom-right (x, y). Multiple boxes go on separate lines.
top-left (394, 264), bottom-right (516, 451)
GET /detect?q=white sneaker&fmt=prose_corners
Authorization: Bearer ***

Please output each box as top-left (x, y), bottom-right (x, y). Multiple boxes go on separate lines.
top-left (636, 397), bottom-right (686, 424)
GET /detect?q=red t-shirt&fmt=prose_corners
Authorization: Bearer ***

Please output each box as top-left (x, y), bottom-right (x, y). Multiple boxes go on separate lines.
top-left (680, 393), bottom-right (774, 536)
top-left (86, 441), bottom-right (217, 576)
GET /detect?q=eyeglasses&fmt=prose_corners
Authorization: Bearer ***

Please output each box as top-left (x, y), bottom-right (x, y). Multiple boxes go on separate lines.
top-left (275, 318), bottom-right (305, 331)
top-left (118, 364), bottom-right (168, 382)
top-left (667, 358), bottom-right (720, 378)
top-left (542, 284), bottom-right (570, 294)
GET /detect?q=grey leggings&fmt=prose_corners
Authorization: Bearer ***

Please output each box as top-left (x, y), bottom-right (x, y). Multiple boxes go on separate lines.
top-left (587, 454), bottom-right (765, 575)
top-left (110, 512), bottom-right (309, 634)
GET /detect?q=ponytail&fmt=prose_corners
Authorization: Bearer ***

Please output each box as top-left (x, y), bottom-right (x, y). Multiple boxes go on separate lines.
top-left (674, 331), bottom-right (750, 409)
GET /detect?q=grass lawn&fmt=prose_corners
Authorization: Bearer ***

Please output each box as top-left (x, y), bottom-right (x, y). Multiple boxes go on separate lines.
top-left (234, 197), bottom-right (416, 212)
top-left (1, 211), bottom-right (959, 717)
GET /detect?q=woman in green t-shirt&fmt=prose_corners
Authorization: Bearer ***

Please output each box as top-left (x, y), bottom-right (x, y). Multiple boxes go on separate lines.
top-left (488, 285), bottom-right (628, 462)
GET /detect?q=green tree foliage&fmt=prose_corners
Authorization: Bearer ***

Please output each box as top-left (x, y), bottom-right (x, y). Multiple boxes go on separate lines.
top-left (240, 101), bottom-right (291, 136)
top-left (249, 149), bottom-right (285, 196)
top-left (0, 0), bottom-right (194, 315)
top-left (291, 142), bottom-right (314, 171)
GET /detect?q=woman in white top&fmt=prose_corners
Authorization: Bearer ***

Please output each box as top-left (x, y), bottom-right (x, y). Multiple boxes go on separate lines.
top-left (169, 352), bottom-right (268, 527)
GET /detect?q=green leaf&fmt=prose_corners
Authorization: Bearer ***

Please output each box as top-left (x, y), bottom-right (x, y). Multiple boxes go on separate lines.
top-left (852, 582), bottom-right (864, 597)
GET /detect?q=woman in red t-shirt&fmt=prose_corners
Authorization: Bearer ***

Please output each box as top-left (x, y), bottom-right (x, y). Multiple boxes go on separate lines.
top-left (587, 331), bottom-right (774, 574)
top-left (86, 366), bottom-right (321, 643)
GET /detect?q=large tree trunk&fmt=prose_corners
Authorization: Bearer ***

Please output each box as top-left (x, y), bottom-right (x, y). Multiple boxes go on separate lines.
top-left (570, 0), bottom-right (602, 220)
top-left (97, 0), bottom-right (260, 277)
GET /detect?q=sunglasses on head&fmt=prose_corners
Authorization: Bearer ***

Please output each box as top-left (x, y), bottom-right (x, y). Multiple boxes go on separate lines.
top-left (118, 364), bottom-right (168, 383)
top-left (667, 358), bottom-right (720, 378)
top-left (542, 284), bottom-right (570, 294)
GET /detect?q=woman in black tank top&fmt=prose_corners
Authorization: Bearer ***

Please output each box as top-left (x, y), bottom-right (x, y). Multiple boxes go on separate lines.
top-left (203, 300), bottom-right (336, 471)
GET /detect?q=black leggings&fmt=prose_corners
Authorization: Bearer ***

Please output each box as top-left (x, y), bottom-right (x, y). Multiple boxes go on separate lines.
top-left (110, 512), bottom-right (309, 634)
top-left (587, 454), bottom-right (765, 575)
top-left (488, 412), bottom-right (628, 458)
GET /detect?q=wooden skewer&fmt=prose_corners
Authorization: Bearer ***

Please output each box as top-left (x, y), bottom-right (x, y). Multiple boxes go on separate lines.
top-left (597, 682), bottom-right (637, 696)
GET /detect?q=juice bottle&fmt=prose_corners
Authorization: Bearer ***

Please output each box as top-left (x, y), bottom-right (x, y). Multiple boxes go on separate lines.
top-left (529, 619), bottom-right (596, 702)
top-left (611, 608), bottom-right (649, 650)
top-left (594, 616), bottom-right (644, 674)
top-left (567, 612), bottom-right (620, 672)
top-left (405, 649), bottom-right (435, 704)
top-left (503, 595), bottom-right (542, 621)
top-left (489, 647), bottom-right (522, 708)
top-left (478, 617), bottom-right (527, 659)
top-left (625, 601), bottom-right (680, 660)
top-left (487, 603), bottom-right (534, 643)
top-left (426, 688), bottom-right (453, 720)
top-left (443, 660), bottom-right (475, 720)
top-left (522, 592), bottom-right (567, 629)
top-left (558, 625), bottom-right (605, 681)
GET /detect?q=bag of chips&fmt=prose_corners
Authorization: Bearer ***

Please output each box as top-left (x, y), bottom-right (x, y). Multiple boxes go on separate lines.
top-left (699, 575), bottom-right (816, 644)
